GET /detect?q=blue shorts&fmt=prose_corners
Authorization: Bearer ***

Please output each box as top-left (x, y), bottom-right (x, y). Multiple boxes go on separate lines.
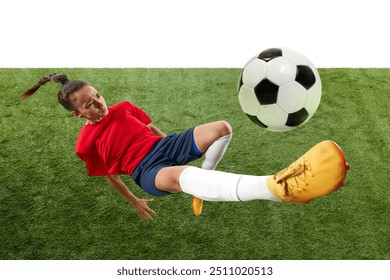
top-left (132, 128), bottom-right (203, 196)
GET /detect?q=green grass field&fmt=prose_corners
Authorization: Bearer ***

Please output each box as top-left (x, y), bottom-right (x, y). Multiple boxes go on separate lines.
top-left (0, 68), bottom-right (389, 260)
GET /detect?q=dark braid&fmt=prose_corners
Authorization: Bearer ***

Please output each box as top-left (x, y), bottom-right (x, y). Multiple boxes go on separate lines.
top-left (20, 73), bottom-right (88, 111)
top-left (20, 74), bottom-right (56, 100)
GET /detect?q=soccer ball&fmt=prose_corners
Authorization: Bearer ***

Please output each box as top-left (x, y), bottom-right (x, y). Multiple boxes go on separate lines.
top-left (237, 47), bottom-right (322, 132)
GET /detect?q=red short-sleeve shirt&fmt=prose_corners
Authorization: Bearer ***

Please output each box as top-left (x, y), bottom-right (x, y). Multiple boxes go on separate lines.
top-left (75, 101), bottom-right (163, 176)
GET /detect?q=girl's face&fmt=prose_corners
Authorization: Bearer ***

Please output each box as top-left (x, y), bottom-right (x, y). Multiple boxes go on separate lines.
top-left (70, 85), bottom-right (108, 123)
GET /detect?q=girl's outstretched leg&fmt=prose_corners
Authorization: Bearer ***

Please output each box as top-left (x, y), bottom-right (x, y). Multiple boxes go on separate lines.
top-left (156, 140), bottom-right (349, 206)
top-left (180, 167), bottom-right (278, 202)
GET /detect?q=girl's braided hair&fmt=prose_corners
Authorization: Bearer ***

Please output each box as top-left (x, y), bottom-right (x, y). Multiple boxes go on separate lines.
top-left (20, 73), bottom-right (88, 111)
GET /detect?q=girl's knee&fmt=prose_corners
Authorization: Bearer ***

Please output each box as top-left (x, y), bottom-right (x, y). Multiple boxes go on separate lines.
top-left (193, 121), bottom-right (232, 152)
top-left (218, 120), bottom-right (232, 136)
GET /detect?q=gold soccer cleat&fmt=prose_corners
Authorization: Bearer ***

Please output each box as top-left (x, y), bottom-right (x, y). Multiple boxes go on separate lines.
top-left (192, 196), bottom-right (203, 217)
top-left (267, 140), bottom-right (349, 204)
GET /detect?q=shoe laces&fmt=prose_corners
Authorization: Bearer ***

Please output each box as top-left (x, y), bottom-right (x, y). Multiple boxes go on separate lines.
top-left (274, 157), bottom-right (314, 198)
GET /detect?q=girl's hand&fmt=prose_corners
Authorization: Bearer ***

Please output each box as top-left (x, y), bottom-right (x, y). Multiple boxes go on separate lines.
top-left (132, 199), bottom-right (156, 221)
top-left (104, 175), bottom-right (156, 221)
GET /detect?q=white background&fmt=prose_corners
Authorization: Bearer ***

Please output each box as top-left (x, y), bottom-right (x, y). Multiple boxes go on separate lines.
top-left (0, 0), bottom-right (389, 68)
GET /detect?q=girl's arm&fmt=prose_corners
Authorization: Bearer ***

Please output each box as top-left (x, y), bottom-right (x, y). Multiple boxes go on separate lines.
top-left (104, 174), bottom-right (156, 221)
top-left (147, 124), bottom-right (166, 137)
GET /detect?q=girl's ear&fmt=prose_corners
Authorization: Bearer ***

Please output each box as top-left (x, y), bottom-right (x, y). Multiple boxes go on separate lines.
top-left (71, 111), bottom-right (82, 118)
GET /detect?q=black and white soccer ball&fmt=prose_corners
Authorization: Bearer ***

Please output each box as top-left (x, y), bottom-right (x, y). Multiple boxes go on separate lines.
top-left (238, 47), bottom-right (322, 132)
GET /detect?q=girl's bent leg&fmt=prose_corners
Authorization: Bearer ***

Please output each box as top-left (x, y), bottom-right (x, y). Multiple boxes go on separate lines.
top-left (193, 121), bottom-right (233, 215)
top-left (155, 121), bottom-right (233, 195)
top-left (193, 121), bottom-right (232, 152)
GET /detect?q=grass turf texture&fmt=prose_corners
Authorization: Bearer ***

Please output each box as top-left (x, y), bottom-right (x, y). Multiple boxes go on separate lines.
top-left (0, 68), bottom-right (389, 260)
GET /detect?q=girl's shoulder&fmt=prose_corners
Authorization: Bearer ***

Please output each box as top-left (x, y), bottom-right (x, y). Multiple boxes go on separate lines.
top-left (111, 100), bottom-right (130, 108)
top-left (111, 100), bottom-right (139, 110)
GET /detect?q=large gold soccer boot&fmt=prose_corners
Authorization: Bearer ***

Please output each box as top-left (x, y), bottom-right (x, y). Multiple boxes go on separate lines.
top-left (192, 196), bottom-right (203, 217)
top-left (267, 140), bottom-right (349, 204)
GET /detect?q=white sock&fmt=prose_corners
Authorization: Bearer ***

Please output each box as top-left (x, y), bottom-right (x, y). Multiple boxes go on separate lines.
top-left (194, 134), bottom-right (231, 202)
top-left (179, 167), bottom-right (279, 202)
top-left (201, 134), bottom-right (232, 170)
top-left (237, 174), bottom-right (279, 202)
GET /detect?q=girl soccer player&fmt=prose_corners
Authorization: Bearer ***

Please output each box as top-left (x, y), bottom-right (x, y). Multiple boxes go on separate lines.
top-left (21, 73), bottom-right (349, 221)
